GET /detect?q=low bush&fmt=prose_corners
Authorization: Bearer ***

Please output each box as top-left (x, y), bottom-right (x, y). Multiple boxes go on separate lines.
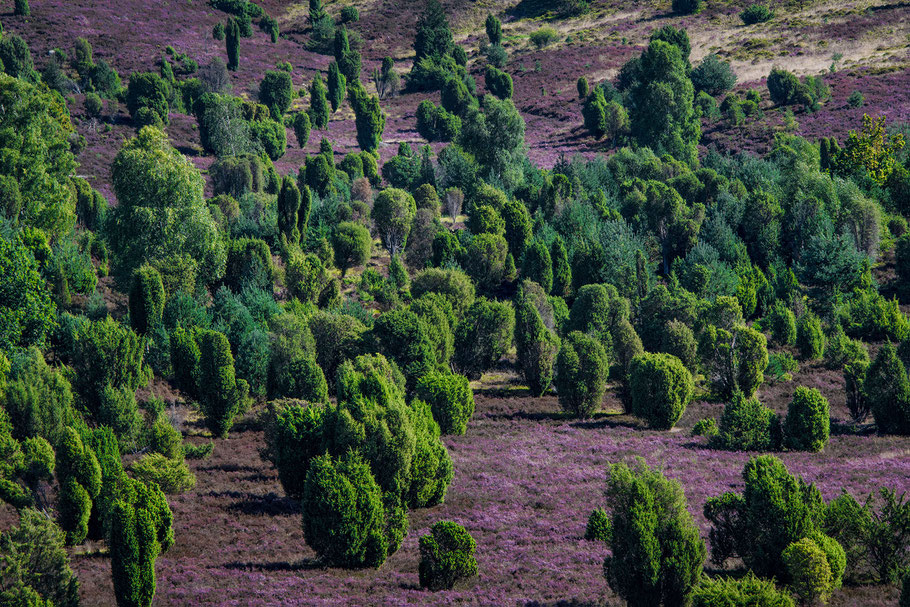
top-left (418, 520), bottom-right (478, 591)
top-left (629, 352), bottom-right (693, 430)
top-left (415, 372), bottom-right (475, 435)
top-left (712, 391), bottom-right (780, 451)
top-left (740, 4), bottom-right (775, 24)
top-left (784, 387), bottom-right (830, 452)
top-left (556, 331), bottom-right (610, 418)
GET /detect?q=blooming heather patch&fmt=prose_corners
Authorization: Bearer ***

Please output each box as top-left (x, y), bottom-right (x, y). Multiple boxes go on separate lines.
top-left (62, 361), bottom-right (909, 605)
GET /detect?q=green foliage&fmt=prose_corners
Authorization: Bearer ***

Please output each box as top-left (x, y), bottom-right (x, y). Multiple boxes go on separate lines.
top-left (340, 5), bottom-right (358, 23)
top-left (308, 311), bottom-right (366, 385)
top-left (261, 400), bottom-right (325, 499)
top-left (701, 324), bottom-right (769, 399)
top-left (308, 75), bottom-right (330, 129)
top-left (109, 127), bottom-right (225, 287)
top-left (226, 17), bottom-right (240, 70)
top-left (0, 348), bottom-right (75, 444)
top-left (691, 573), bottom-right (795, 607)
top-left (453, 298), bottom-right (514, 379)
top-left (129, 453), bottom-right (195, 494)
top-left (704, 455), bottom-right (823, 577)
top-left (484, 65), bottom-right (512, 100)
top-left (332, 221), bottom-right (371, 276)
top-left (129, 265), bottom-right (165, 335)
top-left (0, 508), bottom-right (80, 607)
top-left (277, 175), bottom-right (301, 246)
top-left (70, 318), bottom-right (146, 443)
top-left (197, 330), bottom-right (248, 437)
top-left (0, 233), bottom-right (56, 355)
top-left (692, 417), bottom-right (718, 438)
top-left (415, 372), bottom-right (474, 435)
top-left (416, 100), bottom-right (461, 142)
top-left (411, 268), bottom-right (475, 318)
top-left (660, 319), bottom-right (698, 373)
top-left (629, 352), bottom-right (693, 429)
top-left (568, 283), bottom-right (629, 346)
top-left (110, 490), bottom-right (165, 607)
top-left (625, 39), bottom-right (700, 162)
top-left (411, 0), bottom-right (454, 76)
top-left (485, 14), bottom-right (502, 46)
top-left (740, 4), bottom-right (775, 24)
top-left (585, 507), bottom-right (612, 542)
top-left (766, 300), bottom-right (796, 346)
top-left (529, 27), bottom-right (558, 49)
top-left (348, 83), bottom-right (385, 153)
top-left (126, 73), bottom-right (169, 127)
top-left (784, 387), bottom-right (830, 452)
top-left (327, 61), bottom-right (346, 113)
top-left (672, 0), bottom-right (701, 14)
top-left (603, 459), bottom-right (706, 607)
top-left (302, 452), bottom-right (393, 568)
top-left (373, 188), bottom-right (416, 256)
top-left (458, 96), bottom-right (526, 189)
top-left (515, 282), bottom-right (560, 396)
top-left (865, 342), bottom-right (910, 435)
top-left (691, 54), bottom-right (736, 96)
top-left (782, 538), bottom-right (833, 605)
top-left (259, 70), bottom-right (293, 117)
top-left (13, 0), bottom-right (29, 16)
top-left (556, 331), bottom-right (610, 418)
top-left (418, 520), bottom-right (478, 590)
top-left (796, 312), bottom-right (825, 360)
top-left (712, 391), bottom-right (779, 451)
top-left (521, 240), bottom-right (553, 294)
top-left (291, 112), bottom-right (311, 149)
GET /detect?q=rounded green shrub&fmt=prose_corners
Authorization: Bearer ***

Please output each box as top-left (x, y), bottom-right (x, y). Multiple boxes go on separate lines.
top-left (261, 400), bottom-right (326, 500)
top-left (865, 341), bottom-right (910, 434)
top-left (129, 265), bottom-right (165, 335)
top-left (784, 386), bottom-right (830, 452)
top-left (629, 352), bottom-right (693, 430)
top-left (604, 459), bottom-right (706, 606)
top-left (418, 520), bottom-right (478, 591)
top-left (453, 298), bottom-right (514, 379)
top-left (302, 452), bottom-right (396, 568)
top-left (58, 477), bottom-right (91, 546)
top-left (584, 507), bottom-right (611, 542)
top-left (766, 300), bottom-right (797, 346)
top-left (782, 537), bottom-right (833, 606)
top-left (415, 372), bottom-right (474, 435)
top-left (555, 331), bottom-right (610, 418)
top-left (691, 573), bottom-right (795, 607)
top-left (197, 330), bottom-right (248, 438)
top-left (713, 391), bottom-right (779, 451)
top-left (332, 221), bottom-right (371, 277)
top-left (796, 313), bottom-right (825, 361)
top-left (660, 319), bottom-right (698, 373)
top-left (521, 240), bottom-right (553, 294)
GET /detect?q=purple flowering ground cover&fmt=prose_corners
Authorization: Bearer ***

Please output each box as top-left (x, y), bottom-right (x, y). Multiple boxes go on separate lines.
top-left (61, 363), bottom-right (907, 606)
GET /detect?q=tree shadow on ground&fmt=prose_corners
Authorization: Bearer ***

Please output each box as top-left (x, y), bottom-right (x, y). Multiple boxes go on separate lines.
top-left (222, 558), bottom-right (322, 572)
top-left (226, 492), bottom-right (300, 517)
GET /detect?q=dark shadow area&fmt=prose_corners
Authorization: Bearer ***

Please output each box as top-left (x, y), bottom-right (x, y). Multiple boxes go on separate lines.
top-left (867, 2), bottom-right (910, 10)
top-left (197, 462), bottom-right (262, 474)
top-left (831, 420), bottom-right (877, 436)
top-left (480, 409), bottom-right (570, 423)
top-left (570, 415), bottom-right (644, 431)
top-left (227, 492), bottom-right (300, 517)
top-left (174, 145), bottom-right (199, 157)
top-left (222, 558), bottom-right (322, 572)
top-left (525, 600), bottom-right (602, 607)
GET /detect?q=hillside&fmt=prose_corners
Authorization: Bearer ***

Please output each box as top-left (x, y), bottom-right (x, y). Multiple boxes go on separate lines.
top-left (1, 0), bottom-right (910, 606)
top-left (4, 0), bottom-right (909, 197)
